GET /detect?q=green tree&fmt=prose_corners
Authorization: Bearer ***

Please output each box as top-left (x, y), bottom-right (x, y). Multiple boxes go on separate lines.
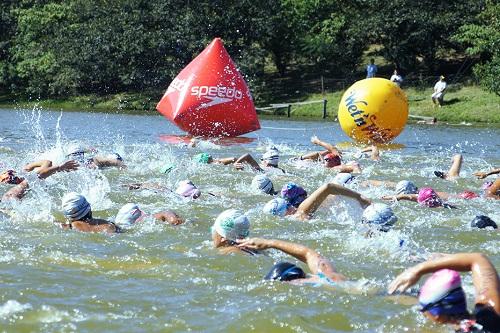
top-left (453, 0), bottom-right (500, 95)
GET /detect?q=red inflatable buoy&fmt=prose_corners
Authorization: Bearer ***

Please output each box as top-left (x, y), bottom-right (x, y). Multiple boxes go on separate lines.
top-left (156, 38), bottom-right (260, 137)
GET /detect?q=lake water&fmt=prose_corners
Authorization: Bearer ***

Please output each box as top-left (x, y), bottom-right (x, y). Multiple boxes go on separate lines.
top-left (0, 107), bottom-right (499, 332)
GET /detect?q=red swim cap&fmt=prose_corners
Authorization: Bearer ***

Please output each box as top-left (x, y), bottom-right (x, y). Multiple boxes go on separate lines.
top-left (459, 190), bottom-right (479, 200)
top-left (324, 153), bottom-right (341, 167)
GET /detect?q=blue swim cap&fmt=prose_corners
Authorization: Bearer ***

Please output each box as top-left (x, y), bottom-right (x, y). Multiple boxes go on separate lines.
top-left (264, 262), bottom-right (306, 281)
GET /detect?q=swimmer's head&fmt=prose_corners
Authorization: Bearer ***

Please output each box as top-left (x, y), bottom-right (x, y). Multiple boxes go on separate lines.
top-left (395, 180), bottom-right (418, 195)
top-left (470, 215), bottom-right (497, 229)
top-left (61, 192), bottom-right (92, 221)
top-left (417, 188), bottom-right (443, 207)
top-left (458, 190), bottom-right (479, 200)
top-left (280, 182), bottom-right (307, 208)
top-left (194, 153), bottom-right (213, 164)
top-left (110, 152), bottom-right (123, 161)
top-left (361, 203), bottom-right (398, 231)
top-left (324, 153), bottom-right (341, 168)
top-left (332, 173), bottom-right (355, 186)
top-left (115, 203), bottom-right (145, 227)
top-left (66, 144), bottom-right (85, 158)
top-left (0, 169), bottom-right (24, 185)
top-left (418, 269), bottom-right (467, 319)
top-left (261, 146), bottom-right (279, 167)
top-left (251, 174), bottom-right (275, 195)
top-left (263, 198), bottom-right (290, 217)
top-left (175, 180), bottom-right (201, 199)
top-left (212, 209), bottom-right (250, 242)
top-left (264, 262), bottom-right (306, 282)
top-left (482, 181), bottom-right (493, 190)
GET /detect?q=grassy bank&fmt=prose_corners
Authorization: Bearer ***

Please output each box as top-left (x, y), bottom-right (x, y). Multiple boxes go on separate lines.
top-left (1, 85), bottom-right (499, 123)
top-left (263, 85), bottom-right (500, 123)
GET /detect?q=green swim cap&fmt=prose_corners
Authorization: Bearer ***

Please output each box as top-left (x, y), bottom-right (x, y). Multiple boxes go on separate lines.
top-left (161, 163), bottom-right (175, 174)
top-left (194, 153), bottom-right (211, 164)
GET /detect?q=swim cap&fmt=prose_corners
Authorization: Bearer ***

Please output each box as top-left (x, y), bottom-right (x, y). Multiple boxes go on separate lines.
top-left (61, 192), bottom-right (91, 221)
top-left (332, 173), bottom-right (355, 186)
top-left (0, 170), bottom-right (23, 185)
top-left (66, 144), bottom-right (85, 157)
top-left (115, 203), bottom-right (144, 227)
top-left (263, 198), bottom-right (289, 217)
top-left (361, 203), bottom-right (398, 231)
top-left (213, 209), bottom-right (250, 241)
top-left (419, 269), bottom-right (467, 316)
top-left (264, 262), bottom-right (306, 281)
top-left (417, 187), bottom-right (442, 207)
top-left (111, 152), bottom-right (123, 161)
top-left (280, 182), bottom-right (307, 207)
top-left (324, 153), bottom-right (341, 167)
top-left (459, 190), bottom-right (479, 200)
top-left (395, 180), bottom-right (418, 195)
top-left (175, 180), bottom-right (201, 199)
top-left (261, 146), bottom-right (279, 166)
top-left (470, 215), bottom-right (497, 229)
top-left (194, 153), bottom-right (212, 164)
top-left (482, 181), bottom-right (493, 190)
top-left (251, 174), bottom-right (274, 194)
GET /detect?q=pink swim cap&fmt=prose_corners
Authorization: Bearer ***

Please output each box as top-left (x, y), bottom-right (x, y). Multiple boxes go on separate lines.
top-left (175, 180), bottom-right (201, 199)
top-left (419, 269), bottom-right (462, 305)
top-left (417, 187), bottom-right (442, 207)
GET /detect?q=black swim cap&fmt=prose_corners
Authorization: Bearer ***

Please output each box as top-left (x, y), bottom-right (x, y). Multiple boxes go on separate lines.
top-left (470, 215), bottom-right (497, 229)
top-left (264, 262), bottom-right (306, 281)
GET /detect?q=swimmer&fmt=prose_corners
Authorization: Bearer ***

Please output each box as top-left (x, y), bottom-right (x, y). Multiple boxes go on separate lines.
top-left (416, 117), bottom-right (438, 125)
top-left (60, 192), bottom-right (119, 233)
top-left (251, 174), bottom-right (278, 195)
top-left (474, 168), bottom-right (500, 179)
top-left (299, 136), bottom-right (361, 173)
top-left (193, 152), bottom-right (237, 165)
top-left (358, 145), bottom-right (380, 161)
top-left (470, 215), bottom-right (497, 230)
top-left (382, 187), bottom-right (458, 208)
top-left (1, 159), bottom-right (78, 201)
top-left (433, 154), bottom-right (462, 180)
top-left (175, 180), bottom-right (202, 199)
top-left (233, 146), bottom-right (285, 173)
top-left (211, 209), bottom-right (257, 255)
top-left (263, 182), bottom-right (372, 221)
top-left (388, 253), bottom-right (500, 332)
top-left (236, 238), bottom-right (346, 284)
top-left (66, 145), bottom-right (125, 169)
top-left (114, 203), bottom-right (184, 227)
top-left (482, 179), bottom-right (500, 200)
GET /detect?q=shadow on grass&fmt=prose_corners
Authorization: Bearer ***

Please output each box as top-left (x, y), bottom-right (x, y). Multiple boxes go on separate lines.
top-left (443, 98), bottom-right (461, 106)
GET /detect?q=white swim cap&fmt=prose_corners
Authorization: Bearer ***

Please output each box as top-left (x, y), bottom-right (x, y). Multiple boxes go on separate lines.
top-left (261, 146), bottom-right (279, 166)
top-left (213, 209), bottom-right (250, 241)
top-left (175, 180), bottom-right (201, 199)
top-left (332, 173), bottom-right (355, 186)
top-left (61, 192), bottom-right (91, 221)
top-left (263, 198), bottom-right (289, 217)
top-left (115, 203), bottom-right (144, 227)
top-left (66, 144), bottom-right (85, 156)
top-left (395, 180), bottom-right (418, 195)
top-left (361, 203), bottom-right (397, 231)
top-left (251, 174), bottom-right (274, 194)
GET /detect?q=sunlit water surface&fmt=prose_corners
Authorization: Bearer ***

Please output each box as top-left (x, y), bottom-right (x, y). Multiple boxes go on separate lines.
top-left (0, 108), bottom-right (499, 332)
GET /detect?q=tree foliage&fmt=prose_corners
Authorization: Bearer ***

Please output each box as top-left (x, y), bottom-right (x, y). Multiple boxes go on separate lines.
top-left (0, 0), bottom-right (494, 98)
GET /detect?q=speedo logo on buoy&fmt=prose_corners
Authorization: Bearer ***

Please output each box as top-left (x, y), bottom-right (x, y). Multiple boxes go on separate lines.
top-left (165, 77), bottom-right (187, 96)
top-left (344, 92), bottom-right (368, 127)
top-left (191, 86), bottom-right (243, 108)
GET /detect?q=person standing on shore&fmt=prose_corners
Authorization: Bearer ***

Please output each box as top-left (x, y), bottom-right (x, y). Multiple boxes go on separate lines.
top-left (366, 59), bottom-right (378, 78)
top-left (431, 75), bottom-right (447, 107)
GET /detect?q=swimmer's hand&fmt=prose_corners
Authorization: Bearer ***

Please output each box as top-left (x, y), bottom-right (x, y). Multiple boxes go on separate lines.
top-left (58, 160), bottom-right (79, 172)
top-left (310, 136), bottom-right (320, 145)
top-left (233, 162), bottom-right (245, 170)
top-left (382, 195), bottom-right (397, 201)
top-left (236, 238), bottom-right (271, 250)
top-left (388, 266), bottom-right (421, 294)
top-left (473, 172), bottom-right (488, 179)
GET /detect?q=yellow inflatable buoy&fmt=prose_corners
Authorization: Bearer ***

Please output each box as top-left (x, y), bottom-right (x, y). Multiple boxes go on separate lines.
top-left (338, 78), bottom-right (408, 144)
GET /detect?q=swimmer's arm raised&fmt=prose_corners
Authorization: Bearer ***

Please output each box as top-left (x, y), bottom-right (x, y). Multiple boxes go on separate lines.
top-left (233, 153), bottom-right (263, 171)
top-left (360, 146), bottom-right (380, 161)
top-left (388, 253), bottom-right (500, 313)
top-left (311, 136), bottom-right (341, 156)
top-left (36, 160), bottom-right (79, 179)
top-left (474, 168), bottom-right (500, 179)
top-left (297, 183), bottom-right (371, 218)
top-left (23, 160), bottom-right (52, 172)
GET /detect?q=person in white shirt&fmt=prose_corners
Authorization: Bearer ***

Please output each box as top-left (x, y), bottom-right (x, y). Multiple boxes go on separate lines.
top-left (390, 69), bottom-right (403, 86)
top-left (431, 75), bottom-right (447, 107)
